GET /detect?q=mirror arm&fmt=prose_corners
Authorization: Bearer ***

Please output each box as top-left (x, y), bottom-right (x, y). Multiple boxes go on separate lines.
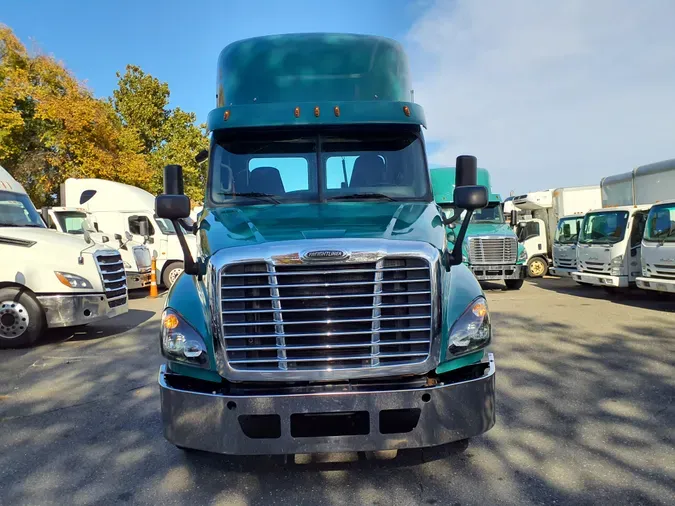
top-left (171, 219), bottom-right (202, 277)
top-left (445, 209), bottom-right (475, 268)
top-left (441, 210), bottom-right (462, 226)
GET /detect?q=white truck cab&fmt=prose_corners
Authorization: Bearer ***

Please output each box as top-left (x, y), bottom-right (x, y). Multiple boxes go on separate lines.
top-left (62, 178), bottom-right (197, 288)
top-left (40, 206), bottom-right (152, 290)
top-left (0, 166), bottom-right (128, 348)
top-left (573, 205), bottom-right (650, 288)
top-left (636, 199), bottom-right (675, 293)
top-left (549, 213), bottom-right (585, 278)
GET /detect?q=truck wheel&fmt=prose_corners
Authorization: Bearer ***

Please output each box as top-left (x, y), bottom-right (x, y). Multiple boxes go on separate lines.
top-left (505, 279), bottom-right (524, 290)
top-left (162, 261), bottom-right (184, 288)
top-left (0, 287), bottom-right (45, 349)
top-left (527, 257), bottom-right (548, 278)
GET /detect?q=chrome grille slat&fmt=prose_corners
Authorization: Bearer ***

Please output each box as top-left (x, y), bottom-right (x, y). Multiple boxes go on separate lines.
top-left (219, 256), bottom-right (433, 376)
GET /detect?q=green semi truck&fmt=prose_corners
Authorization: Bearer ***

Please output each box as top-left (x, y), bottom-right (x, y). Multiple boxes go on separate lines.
top-left (431, 167), bottom-right (526, 290)
top-left (153, 33), bottom-right (496, 456)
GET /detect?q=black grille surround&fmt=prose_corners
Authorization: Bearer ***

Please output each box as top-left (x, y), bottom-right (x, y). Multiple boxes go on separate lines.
top-left (95, 251), bottom-right (128, 308)
top-left (214, 244), bottom-right (440, 382)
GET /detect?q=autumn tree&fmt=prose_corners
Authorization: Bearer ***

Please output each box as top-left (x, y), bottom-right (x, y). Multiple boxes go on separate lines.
top-left (112, 65), bottom-right (209, 203)
top-left (0, 26), bottom-right (150, 206)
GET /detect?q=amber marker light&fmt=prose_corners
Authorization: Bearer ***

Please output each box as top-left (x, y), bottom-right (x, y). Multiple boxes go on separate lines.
top-left (163, 313), bottom-right (180, 330)
top-left (403, 105), bottom-right (411, 117)
top-left (314, 106), bottom-right (320, 117)
top-left (223, 110), bottom-right (230, 121)
top-left (471, 301), bottom-right (488, 318)
top-left (294, 107), bottom-right (301, 118)
top-left (334, 106), bottom-right (340, 117)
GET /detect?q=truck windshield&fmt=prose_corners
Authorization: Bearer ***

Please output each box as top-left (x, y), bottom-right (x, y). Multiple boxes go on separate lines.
top-left (644, 203), bottom-right (675, 243)
top-left (470, 202), bottom-right (504, 224)
top-left (208, 126), bottom-right (431, 205)
top-left (53, 211), bottom-right (88, 234)
top-left (555, 216), bottom-right (583, 244)
top-left (0, 191), bottom-right (45, 228)
top-left (578, 210), bottom-right (629, 245)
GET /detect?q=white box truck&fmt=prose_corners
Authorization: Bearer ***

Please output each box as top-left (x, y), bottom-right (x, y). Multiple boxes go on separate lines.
top-left (40, 206), bottom-right (152, 290)
top-left (62, 178), bottom-right (198, 288)
top-left (573, 159), bottom-right (675, 290)
top-left (634, 160), bottom-right (675, 293)
top-left (0, 166), bottom-right (128, 348)
top-left (513, 186), bottom-right (601, 278)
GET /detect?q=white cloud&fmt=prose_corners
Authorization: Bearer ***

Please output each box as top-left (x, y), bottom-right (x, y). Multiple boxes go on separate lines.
top-left (406, 0), bottom-right (675, 195)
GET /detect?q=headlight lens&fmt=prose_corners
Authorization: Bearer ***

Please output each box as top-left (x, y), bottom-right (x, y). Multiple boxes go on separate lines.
top-left (518, 248), bottom-right (528, 262)
top-left (447, 297), bottom-right (491, 357)
top-left (160, 308), bottom-right (209, 368)
top-left (610, 255), bottom-right (623, 266)
top-left (55, 272), bottom-right (93, 289)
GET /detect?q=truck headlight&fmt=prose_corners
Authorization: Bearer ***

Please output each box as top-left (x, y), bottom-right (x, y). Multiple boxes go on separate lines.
top-left (610, 255), bottom-right (623, 266)
top-left (447, 297), bottom-right (491, 357)
top-left (518, 248), bottom-right (527, 262)
top-left (160, 308), bottom-right (209, 368)
top-left (55, 272), bottom-right (93, 289)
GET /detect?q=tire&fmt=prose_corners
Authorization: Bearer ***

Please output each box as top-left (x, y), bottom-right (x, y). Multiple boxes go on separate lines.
top-left (505, 279), bottom-right (524, 290)
top-left (162, 261), bottom-right (184, 288)
top-left (527, 257), bottom-right (548, 278)
top-left (0, 287), bottom-right (45, 349)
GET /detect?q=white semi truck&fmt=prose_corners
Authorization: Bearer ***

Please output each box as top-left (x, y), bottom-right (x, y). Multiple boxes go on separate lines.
top-left (0, 166), bottom-right (128, 348)
top-left (513, 186), bottom-right (601, 278)
top-left (40, 206), bottom-right (152, 290)
top-left (573, 159), bottom-right (675, 290)
top-left (62, 178), bottom-right (197, 288)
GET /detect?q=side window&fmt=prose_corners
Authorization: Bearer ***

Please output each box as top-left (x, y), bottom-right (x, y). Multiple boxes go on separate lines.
top-left (517, 221), bottom-right (540, 241)
top-left (128, 215), bottom-right (155, 236)
top-left (248, 157), bottom-right (309, 193)
top-left (630, 212), bottom-right (646, 247)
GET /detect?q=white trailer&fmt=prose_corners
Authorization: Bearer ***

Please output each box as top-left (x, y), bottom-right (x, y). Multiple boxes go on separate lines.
top-left (574, 159), bottom-right (675, 291)
top-left (62, 178), bottom-right (197, 288)
top-left (0, 166), bottom-right (127, 348)
top-left (513, 186), bottom-right (601, 277)
top-left (40, 206), bottom-right (152, 290)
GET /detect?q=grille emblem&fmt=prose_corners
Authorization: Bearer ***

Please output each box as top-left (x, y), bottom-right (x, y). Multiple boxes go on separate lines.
top-left (301, 249), bottom-right (350, 262)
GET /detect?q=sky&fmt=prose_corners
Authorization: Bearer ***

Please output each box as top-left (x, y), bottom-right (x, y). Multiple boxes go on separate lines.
top-left (3, 0), bottom-right (675, 197)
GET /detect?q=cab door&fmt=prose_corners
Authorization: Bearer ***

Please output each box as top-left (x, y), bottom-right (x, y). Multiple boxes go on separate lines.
top-left (628, 212), bottom-right (647, 282)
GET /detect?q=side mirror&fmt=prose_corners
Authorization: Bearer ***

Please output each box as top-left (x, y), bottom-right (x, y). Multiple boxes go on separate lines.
top-left (114, 233), bottom-right (122, 241)
top-left (147, 237), bottom-right (155, 244)
top-left (125, 231), bottom-right (133, 241)
top-left (138, 219), bottom-right (149, 238)
top-left (164, 164), bottom-right (185, 195)
top-left (156, 194), bottom-right (191, 220)
top-left (102, 235), bottom-right (110, 243)
top-left (83, 229), bottom-right (92, 245)
top-left (453, 185), bottom-right (488, 211)
top-left (195, 149), bottom-right (208, 164)
top-left (510, 209), bottom-right (518, 227)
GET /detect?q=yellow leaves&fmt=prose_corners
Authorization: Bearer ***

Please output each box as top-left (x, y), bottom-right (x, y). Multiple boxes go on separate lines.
top-left (1, 25), bottom-right (207, 207)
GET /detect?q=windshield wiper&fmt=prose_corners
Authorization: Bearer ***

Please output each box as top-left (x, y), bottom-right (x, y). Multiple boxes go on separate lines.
top-left (220, 192), bottom-right (281, 204)
top-left (328, 192), bottom-right (397, 202)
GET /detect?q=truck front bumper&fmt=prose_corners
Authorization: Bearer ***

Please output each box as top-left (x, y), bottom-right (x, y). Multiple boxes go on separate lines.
top-left (127, 269), bottom-right (152, 290)
top-left (636, 276), bottom-right (675, 293)
top-left (549, 266), bottom-right (575, 278)
top-left (158, 354), bottom-right (496, 455)
top-left (571, 271), bottom-right (629, 288)
top-left (470, 264), bottom-right (525, 281)
top-left (38, 294), bottom-right (128, 328)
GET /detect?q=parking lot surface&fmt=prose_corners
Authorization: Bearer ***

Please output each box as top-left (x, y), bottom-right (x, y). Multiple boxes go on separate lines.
top-left (0, 280), bottom-right (673, 506)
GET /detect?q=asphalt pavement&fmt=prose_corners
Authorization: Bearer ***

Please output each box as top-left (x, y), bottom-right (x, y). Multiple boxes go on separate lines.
top-left (0, 280), bottom-right (673, 506)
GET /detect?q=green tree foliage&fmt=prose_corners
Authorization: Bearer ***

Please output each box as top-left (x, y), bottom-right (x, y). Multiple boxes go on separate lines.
top-left (0, 26), bottom-right (208, 207)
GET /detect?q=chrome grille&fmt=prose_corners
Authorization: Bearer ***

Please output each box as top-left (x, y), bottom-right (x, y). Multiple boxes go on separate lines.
top-left (219, 258), bottom-right (432, 376)
top-left (132, 246), bottom-right (152, 270)
top-left (468, 237), bottom-right (517, 264)
top-left (652, 264), bottom-right (675, 279)
top-left (95, 251), bottom-right (127, 308)
top-left (580, 261), bottom-right (608, 274)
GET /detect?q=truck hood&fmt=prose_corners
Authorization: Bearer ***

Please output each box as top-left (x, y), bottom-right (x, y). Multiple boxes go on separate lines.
top-left (198, 202), bottom-right (446, 255)
top-left (0, 226), bottom-right (117, 252)
top-left (464, 222), bottom-right (516, 238)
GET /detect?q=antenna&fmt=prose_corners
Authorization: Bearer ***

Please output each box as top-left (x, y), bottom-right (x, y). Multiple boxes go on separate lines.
top-left (410, 89), bottom-right (415, 103)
